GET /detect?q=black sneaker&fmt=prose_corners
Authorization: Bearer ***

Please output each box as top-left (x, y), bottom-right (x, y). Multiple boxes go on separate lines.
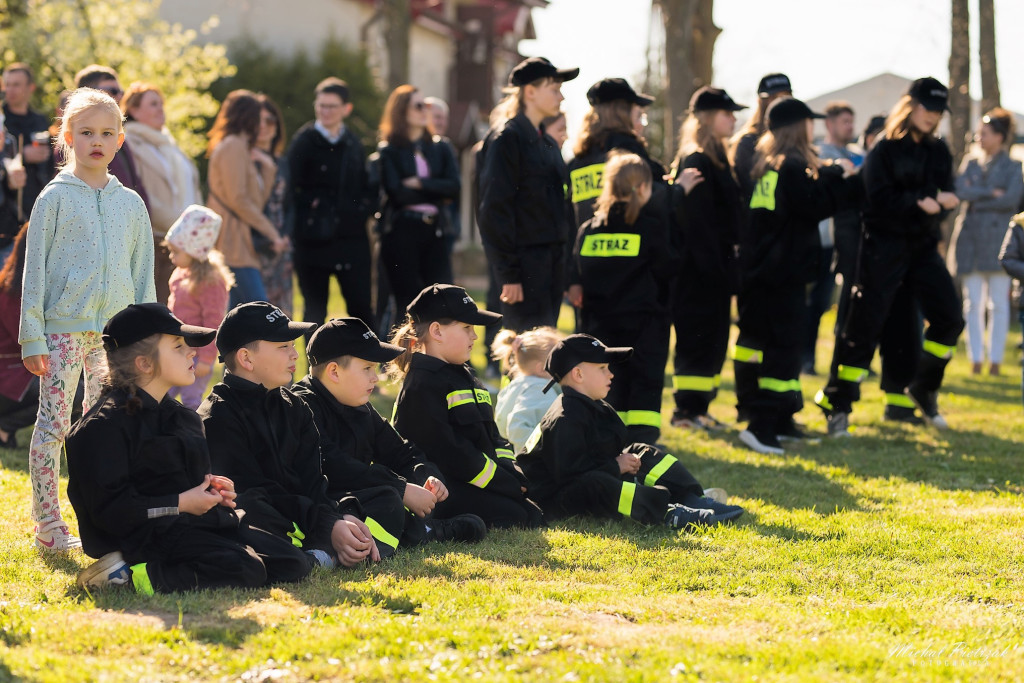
top-left (906, 385), bottom-right (949, 430)
top-left (776, 418), bottom-right (809, 442)
top-left (427, 514), bottom-right (488, 543)
top-left (680, 495), bottom-right (745, 522)
top-left (663, 504), bottom-right (738, 529)
top-left (738, 428), bottom-right (784, 455)
top-left (883, 404), bottom-right (925, 425)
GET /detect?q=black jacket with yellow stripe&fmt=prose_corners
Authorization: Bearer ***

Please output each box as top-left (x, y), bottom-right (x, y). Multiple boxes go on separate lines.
top-left (571, 201), bottom-right (675, 316)
top-left (393, 353), bottom-right (528, 499)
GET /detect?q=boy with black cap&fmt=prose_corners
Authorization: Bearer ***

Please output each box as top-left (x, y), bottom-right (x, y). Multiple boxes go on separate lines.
top-left (199, 302), bottom-right (387, 567)
top-left (518, 334), bottom-right (744, 529)
top-left (477, 56), bottom-right (578, 332)
top-left (292, 317), bottom-right (488, 553)
top-left (68, 304), bottom-right (312, 593)
top-left (390, 284), bottom-right (543, 528)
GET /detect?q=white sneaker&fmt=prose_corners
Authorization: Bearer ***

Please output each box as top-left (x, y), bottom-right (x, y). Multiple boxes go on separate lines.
top-left (77, 551), bottom-right (131, 589)
top-left (739, 429), bottom-right (784, 455)
top-left (35, 520), bottom-right (82, 552)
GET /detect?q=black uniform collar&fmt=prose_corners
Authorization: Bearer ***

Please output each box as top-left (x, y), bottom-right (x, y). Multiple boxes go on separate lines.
top-left (510, 112), bottom-right (545, 145)
top-left (561, 385), bottom-right (619, 416)
top-left (222, 371), bottom-right (272, 394)
top-left (409, 352), bottom-right (454, 373)
top-left (299, 375), bottom-right (371, 418)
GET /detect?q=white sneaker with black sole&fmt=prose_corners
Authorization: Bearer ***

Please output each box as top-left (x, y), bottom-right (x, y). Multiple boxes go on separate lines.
top-left (738, 429), bottom-right (784, 455)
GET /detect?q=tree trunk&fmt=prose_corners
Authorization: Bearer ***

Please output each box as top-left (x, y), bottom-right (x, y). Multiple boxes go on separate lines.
top-left (978, 0), bottom-right (1000, 114)
top-left (690, 0), bottom-right (720, 90)
top-left (657, 0), bottom-right (718, 158)
top-left (382, 0), bottom-right (411, 91)
top-left (948, 0), bottom-right (971, 166)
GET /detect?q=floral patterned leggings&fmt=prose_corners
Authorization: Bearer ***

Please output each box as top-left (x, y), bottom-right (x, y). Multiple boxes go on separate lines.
top-left (29, 331), bottom-right (106, 524)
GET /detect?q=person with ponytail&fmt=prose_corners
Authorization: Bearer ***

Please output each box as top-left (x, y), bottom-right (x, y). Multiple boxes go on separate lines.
top-left (734, 98), bottom-right (860, 455)
top-left (491, 326), bottom-right (564, 451)
top-left (66, 304), bottom-right (312, 594)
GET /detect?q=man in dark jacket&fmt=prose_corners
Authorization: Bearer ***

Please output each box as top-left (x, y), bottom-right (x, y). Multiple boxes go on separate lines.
top-left (2, 63), bottom-right (53, 222)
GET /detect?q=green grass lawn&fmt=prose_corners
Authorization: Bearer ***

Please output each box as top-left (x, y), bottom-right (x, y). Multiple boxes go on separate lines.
top-left (1, 295), bottom-right (1023, 682)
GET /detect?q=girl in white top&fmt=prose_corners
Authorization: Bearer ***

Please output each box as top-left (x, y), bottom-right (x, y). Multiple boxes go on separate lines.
top-left (491, 327), bottom-right (564, 451)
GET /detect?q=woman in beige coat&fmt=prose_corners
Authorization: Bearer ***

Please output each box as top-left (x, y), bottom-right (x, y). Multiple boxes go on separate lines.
top-left (122, 82), bottom-right (202, 303)
top-left (206, 90), bottom-right (287, 307)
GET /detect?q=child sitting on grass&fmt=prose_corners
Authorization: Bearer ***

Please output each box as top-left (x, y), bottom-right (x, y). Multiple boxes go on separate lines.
top-left (491, 326), bottom-right (564, 452)
top-left (68, 304), bottom-right (312, 593)
top-left (517, 334), bottom-right (744, 529)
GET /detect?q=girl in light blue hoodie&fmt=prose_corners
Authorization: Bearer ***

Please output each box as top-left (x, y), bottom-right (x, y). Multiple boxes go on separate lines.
top-left (19, 88), bottom-right (155, 551)
top-left (491, 327), bottom-right (564, 452)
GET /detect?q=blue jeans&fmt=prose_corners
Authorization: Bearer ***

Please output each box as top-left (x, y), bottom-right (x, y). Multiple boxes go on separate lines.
top-left (229, 267), bottom-right (268, 309)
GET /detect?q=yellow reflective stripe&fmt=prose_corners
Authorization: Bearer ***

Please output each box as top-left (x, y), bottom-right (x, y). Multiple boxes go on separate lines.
top-left (130, 563), bottom-right (155, 596)
top-left (446, 390), bottom-right (475, 409)
top-left (580, 233), bottom-right (642, 257)
top-left (287, 522), bottom-right (306, 548)
top-left (495, 447), bottom-right (516, 460)
top-left (732, 345), bottom-right (763, 363)
top-left (474, 388), bottom-right (492, 405)
top-left (758, 377), bottom-right (801, 393)
top-left (713, 374), bottom-right (722, 388)
top-left (673, 375), bottom-right (716, 391)
top-left (570, 162), bottom-right (604, 201)
top-left (624, 410), bottom-right (662, 428)
top-left (885, 392), bottom-right (915, 408)
top-left (750, 169), bottom-right (778, 211)
top-left (524, 424), bottom-right (543, 453)
top-left (364, 516), bottom-right (399, 550)
top-left (644, 454), bottom-right (677, 487)
top-left (923, 339), bottom-right (955, 359)
top-left (617, 411), bottom-right (628, 424)
top-left (617, 481), bottom-right (636, 517)
top-left (814, 389), bottom-right (833, 411)
top-left (469, 456), bottom-right (497, 488)
top-left (837, 365), bottom-right (869, 383)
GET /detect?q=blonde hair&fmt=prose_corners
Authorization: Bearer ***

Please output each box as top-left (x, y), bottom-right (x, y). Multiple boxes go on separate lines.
top-left (160, 243), bottom-right (235, 296)
top-left (729, 90), bottom-right (788, 165)
top-left (489, 77), bottom-right (556, 127)
top-left (386, 314), bottom-right (454, 381)
top-left (751, 118), bottom-right (820, 181)
top-left (674, 110), bottom-right (729, 172)
top-left (490, 326), bottom-right (564, 379)
top-left (103, 333), bottom-right (159, 415)
top-left (57, 87), bottom-right (124, 171)
top-left (593, 152), bottom-right (653, 226)
top-left (573, 100), bottom-right (638, 158)
top-left (883, 95), bottom-right (938, 142)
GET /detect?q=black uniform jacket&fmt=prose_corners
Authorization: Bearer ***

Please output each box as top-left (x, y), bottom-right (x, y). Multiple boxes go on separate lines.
top-left (742, 157), bottom-right (860, 289)
top-left (477, 112), bottom-right (572, 286)
top-left (199, 374), bottom-right (360, 545)
top-left (518, 386), bottom-right (626, 502)
top-left (676, 151), bottom-right (742, 293)
top-left (287, 123), bottom-right (370, 249)
top-left (67, 388), bottom-right (239, 561)
top-left (393, 353), bottom-right (527, 498)
top-left (571, 202), bottom-right (674, 315)
top-left (861, 134), bottom-right (954, 244)
top-left (733, 131), bottom-right (759, 202)
top-left (378, 136), bottom-right (460, 214)
top-left (292, 375), bottom-right (443, 500)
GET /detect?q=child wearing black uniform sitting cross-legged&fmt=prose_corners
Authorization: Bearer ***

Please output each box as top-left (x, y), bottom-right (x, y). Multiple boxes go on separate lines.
top-left (518, 334), bottom-right (744, 529)
top-left (292, 317), bottom-right (487, 553)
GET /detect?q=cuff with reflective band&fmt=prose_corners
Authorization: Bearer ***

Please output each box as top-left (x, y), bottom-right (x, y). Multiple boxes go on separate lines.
top-left (364, 516), bottom-right (399, 550)
top-left (837, 365), bottom-right (869, 383)
top-left (922, 339), bottom-right (955, 360)
top-left (757, 377), bottom-right (801, 393)
top-left (287, 522), bottom-right (306, 548)
top-left (644, 454), bottom-right (677, 487)
top-left (617, 481), bottom-right (636, 517)
top-left (130, 562), bottom-right (154, 596)
top-left (621, 409), bottom-right (662, 428)
top-left (885, 392), bottom-right (915, 408)
top-left (469, 456), bottom-right (497, 488)
top-left (732, 345), bottom-right (763, 363)
top-left (713, 374), bottom-right (722, 388)
top-left (495, 447), bottom-right (516, 460)
top-left (672, 375), bottom-right (716, 392)
top-left (446, 390), bottom-right (475, 409)
top-left (814, 389), bottom-right (833, 411)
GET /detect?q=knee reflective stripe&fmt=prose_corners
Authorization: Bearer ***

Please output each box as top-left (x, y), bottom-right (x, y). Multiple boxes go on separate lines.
top-left (732, 345), bottom-right (763, 363)
top-left (130, 562), bottom-right (154, 596)
top-left (672, 375), bottom-right (715, 392)
top-left (923, 339), bottom-right (955, 360)
top-left (885, 392), bottom-right (915, 408)
top-left (287, 522), bottom-right (306, 548)
top-left (617, 481), bottom-right (636, 517)
top-left (624, 410), bottom-right (662, 428)
top-left (446, 390), bottom-right (475, 409)
top-left (495, 447), bottom-right (516, 460)
top-left (469, 456), bottom-right (497, 488)
top-left (644, 454), bottom-right (678, 487)
top-left (758, 377), bottom-right (801, 393)
top-left (814, 389), bottom-right (833, 411)
top-left (524, 424), bottom-right (543, 453)
top-left (713, 374), bottom-right (722, 388)
top-left (837, 365), bottom-right (869, 383)
top-left (364, 516), bottom-right (399, 551)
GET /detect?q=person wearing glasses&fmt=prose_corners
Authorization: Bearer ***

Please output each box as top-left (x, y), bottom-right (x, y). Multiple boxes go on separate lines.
top-left (376, 85), bottom-right (459, 317)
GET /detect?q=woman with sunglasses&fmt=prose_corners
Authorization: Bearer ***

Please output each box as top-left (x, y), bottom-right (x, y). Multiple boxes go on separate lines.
top-left (377, 85), bottom-right (460, 316)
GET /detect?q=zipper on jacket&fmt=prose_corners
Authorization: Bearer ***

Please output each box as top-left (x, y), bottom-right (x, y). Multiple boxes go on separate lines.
top-left (96, 188), bottom-right (110, 320)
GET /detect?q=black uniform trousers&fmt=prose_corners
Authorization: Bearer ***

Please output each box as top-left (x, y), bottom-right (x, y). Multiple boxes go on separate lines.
top-left (494, 244), bottom-right (564, 332)
top-left (380, 214), bottom-right (453, 319)
top-left (671, 278), bottom-right (731, 417)
top-left (802, 247), bottom-right (836, 372)
top-left (582, 312), bottom-right (670, 445)
top-left (434, 480), bottom-right (543, 529)
top-left (137, 519), bottom-right (313, 594)
top-left (349, 485), bottom-right (414, 560)
top-left (821, 234), bottom-right (963, 413)
top-left (734, 285), bottom-right (806, 432)
top-left (539, 447), bottom-right (703, 526)
top-left (295, 237), bottom-right (376, 331)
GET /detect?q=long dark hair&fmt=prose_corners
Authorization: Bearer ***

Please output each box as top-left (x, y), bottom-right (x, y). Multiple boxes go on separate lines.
top-left (206, 89), bottom-right (262, 157)
top-left (379, 84), bottom-right (420, 146)
top-left (258, 93), bottom-right (287, 157)
top-left (0, 222), bottom-right (29, 294)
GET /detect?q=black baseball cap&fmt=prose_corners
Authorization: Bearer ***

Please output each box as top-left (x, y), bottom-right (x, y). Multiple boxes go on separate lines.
top-left (508, 57), bottom-right (579, 87)
top-left (542, 334), bottom-right (632, 393)
top-left (766, 97), bottom-right (825, 131)
top-left (908, 77), bottom-right (950, 112)
top-left (758, 73), bottom-right (792, 97)
top-left (690, 86), bottom-right (748, 113)
top-left (102, 303), bottom-right (216, 352)
top-left (407, 284), bottom-right (502, 326)
top-left (306, 317), bottom-right (405, 366)
top-left (587, 78), bottom-right (654, 107)
top-left (215, 301), bottom-right (317, 359)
